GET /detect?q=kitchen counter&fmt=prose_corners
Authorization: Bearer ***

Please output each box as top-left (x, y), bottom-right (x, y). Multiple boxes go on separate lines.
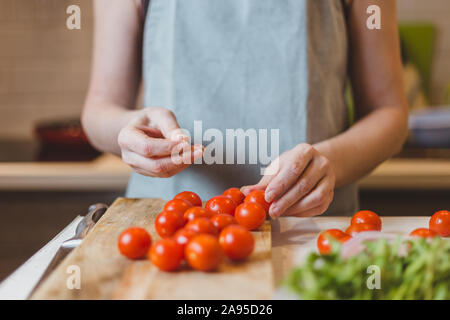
top-left (0, 154), bottom-right (449, 191)
top-left (359, 157), bottom-right (450, 189)
top-left (0, 154), bottom-right (131, 191)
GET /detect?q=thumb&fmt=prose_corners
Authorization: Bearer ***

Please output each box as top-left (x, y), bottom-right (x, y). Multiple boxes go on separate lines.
top-left (241, 174), bottom-right (272, 196)
top-left (241, 157), bottom-right (280, 195)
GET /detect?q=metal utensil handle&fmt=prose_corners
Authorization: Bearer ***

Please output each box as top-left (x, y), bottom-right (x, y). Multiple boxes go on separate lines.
top-left (75, 203), bottom-right (108, 239)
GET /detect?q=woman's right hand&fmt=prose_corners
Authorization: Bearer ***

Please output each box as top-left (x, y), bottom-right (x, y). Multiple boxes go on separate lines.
top-left (118, 107), bottom-right (203, 178)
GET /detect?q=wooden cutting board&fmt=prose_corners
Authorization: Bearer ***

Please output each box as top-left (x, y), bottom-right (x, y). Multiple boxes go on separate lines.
top-left (31, 198), bottom-right (273, 300)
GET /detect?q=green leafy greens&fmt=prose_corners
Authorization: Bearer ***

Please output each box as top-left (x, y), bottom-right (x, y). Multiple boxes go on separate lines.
top-left (284, 237), bottom-right (450, 300)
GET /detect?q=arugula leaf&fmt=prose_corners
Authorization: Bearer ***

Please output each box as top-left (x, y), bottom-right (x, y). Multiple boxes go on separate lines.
top-left (284, 237), bottom-right (450, 300)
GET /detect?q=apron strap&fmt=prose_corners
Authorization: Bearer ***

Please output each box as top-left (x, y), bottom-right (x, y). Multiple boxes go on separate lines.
top-left (142, 0), bottom-right (150, 23)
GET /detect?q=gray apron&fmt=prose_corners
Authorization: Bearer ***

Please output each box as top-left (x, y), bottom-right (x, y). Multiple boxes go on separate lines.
top-left (127, 0), bottom-right (359, 216)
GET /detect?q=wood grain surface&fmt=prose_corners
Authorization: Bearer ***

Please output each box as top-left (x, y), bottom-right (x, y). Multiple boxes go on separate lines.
top-left (31, 198), bottom-right (273, 300)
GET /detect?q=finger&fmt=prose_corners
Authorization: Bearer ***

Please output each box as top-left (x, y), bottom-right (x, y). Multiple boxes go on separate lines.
top-left (283, 190), bottom-right (333, 218)
top-left (241, 158), bottom-right (281, 195)
top-left (131, 162), bottom-right (189, 178)
top-left (268, 157), bottom-right (331, 218)
top-left (282, 176), bottom-right (334, 217)
top-left (269, 168), bottom-right (332, 219)
top-left (123, 151), bottom-right (192, 177)
top-left (264, 146), bottom-right (314, 203)
top-left (132, 144), bottom-right (202, 177)
top-left (130, 165), bottom-right (158, 177)
top-left (136, 125), bottom-right (164, 138)
top-left (150, 108), bottom-right (189, 142)
top-left (241, 172), bottom-right (273, 195)
top-left (118, 126), bottom-right (182, 158)
top-left (170, 144), bottom-right (204, 165)
top-left (272, 154), bottom-right (329, 212)
top-left (157, 146), bottom-right (203, 175)
top-left (290, 200), bottom-right (331, 217)
top-left (241, 178), bottom-right (270, 196)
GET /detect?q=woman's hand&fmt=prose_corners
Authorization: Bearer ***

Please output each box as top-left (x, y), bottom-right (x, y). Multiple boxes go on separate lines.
top-left (242, 144), bottom-right (335, 218)
top-left (118, 107), bottom-right (203, 178)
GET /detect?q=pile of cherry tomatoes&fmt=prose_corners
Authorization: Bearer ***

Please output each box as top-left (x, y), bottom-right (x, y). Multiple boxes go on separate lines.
top-left (317, 209), bottom-right (450, 255)
top-left (118, 188), bottom-right (271, 272)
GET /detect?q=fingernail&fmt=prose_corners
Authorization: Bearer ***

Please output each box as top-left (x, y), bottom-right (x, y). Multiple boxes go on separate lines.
top-left (176, 142), bottom-right (190, 152)
top-left (265, 190), bottom-right (274, 202)
top-left (269, 204), bottom-right (279, 219)
top-left (178, 141), bottom-right (190, 147)
top-left (193, 143), bottom-right (204, 151)
top-left (193, 148), bottom-right (203, 158)
top-left (174, 133), bottom-right (189, 142)
top-left (241, 187), bottom-right (250, 195)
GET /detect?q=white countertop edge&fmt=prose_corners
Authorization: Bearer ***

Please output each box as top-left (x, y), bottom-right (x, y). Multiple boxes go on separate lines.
top-left (0, 216), bottom-right (82, 300)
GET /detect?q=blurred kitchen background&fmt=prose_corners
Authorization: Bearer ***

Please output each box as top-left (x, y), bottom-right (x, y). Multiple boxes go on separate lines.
top-left (0, 0), bottom-right (449, 280)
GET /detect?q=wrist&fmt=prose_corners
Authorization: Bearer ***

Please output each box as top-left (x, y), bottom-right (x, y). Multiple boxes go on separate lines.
top-left (82, 102), bottom-right (141, 155)
top-left (313, 140), bottom-right (343, 187)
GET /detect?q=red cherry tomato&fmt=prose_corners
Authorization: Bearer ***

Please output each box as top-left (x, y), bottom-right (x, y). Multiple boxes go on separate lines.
top-left (222, 188), bottom-right (245, 206)
top-left (164, 198), bottom-right (192, 215)
top-left (149, 238), bottom-right (183, 271)
top-left (340, 234), bottom-right (352, 242)
top-left (173, 228), bottom-right (198, 252)
top-left (174, 191), bottom-right (202, 207)
top-left (155, 211), bottom-right (185, 238)
top-left (429, 210), bottom-right (450, 237)
top-left (185, 234), bottom-right (223, 271)
top-left (219, 225), bottom-right (255, 260)
top-left (211, 214), bottom-right (238, 232)
top-left (118, 227), bottom-right (152, 259)
top-left (205, 196), bottom-right (237, 216)
top-left (184, 206), bottom-right (212, 222)
top-left (409, 228), bottom-right (439, 238)
top-left (234, 202), bottom-right (266, 231)
top-left (317, 229), bottom-right (351, 255)
top-left (350, 210), bottom-right (382, 231)
top-left (185, 217), bottom-right (218, 236)
top-left (346, 223), bottom-right (378, 236)
top-left (244, 190), bottom-right (271, 213)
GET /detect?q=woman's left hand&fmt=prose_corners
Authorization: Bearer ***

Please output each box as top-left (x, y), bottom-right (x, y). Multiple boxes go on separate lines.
top-left (242, 143), bottom-right (335, 219)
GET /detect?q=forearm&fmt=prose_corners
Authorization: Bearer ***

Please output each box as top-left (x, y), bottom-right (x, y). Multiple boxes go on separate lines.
top-left (314, 105), bottom-right (408, 187)
top-left (81, 100), bottom-right (139, 155)
top-left (82, 0), bottom-right (143, 156)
